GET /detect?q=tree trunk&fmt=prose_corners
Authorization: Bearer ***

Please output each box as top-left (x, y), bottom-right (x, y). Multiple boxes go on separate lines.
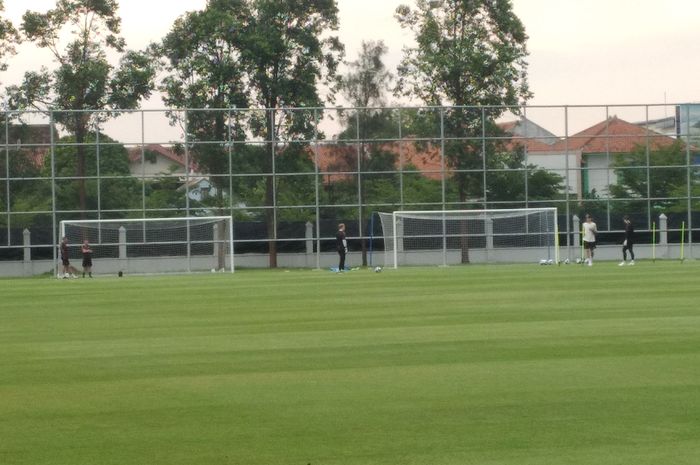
top-left (459, 178), bottom-right (470, 264)
top-left (265, 107), bottom-right (277, 268)
top-left (359, 134), bottom-right (367, 267)
top-left (75, 123), bottom-right (87, 219)
top-left (266, 175), bottom-right (277, 268)
top-left (358, 198), bottom-right (368, 266)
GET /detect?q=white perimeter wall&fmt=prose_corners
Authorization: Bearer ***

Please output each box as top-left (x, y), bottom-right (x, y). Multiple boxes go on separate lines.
top-left (0, 244), bottom-right (689, 277)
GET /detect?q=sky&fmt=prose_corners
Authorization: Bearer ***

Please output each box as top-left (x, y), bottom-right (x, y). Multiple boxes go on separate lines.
top-left (2, 0), bottom-right (699, 139)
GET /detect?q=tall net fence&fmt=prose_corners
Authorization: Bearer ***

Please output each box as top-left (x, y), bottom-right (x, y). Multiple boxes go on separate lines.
top-left (0, 103), bottom-right (698, 272)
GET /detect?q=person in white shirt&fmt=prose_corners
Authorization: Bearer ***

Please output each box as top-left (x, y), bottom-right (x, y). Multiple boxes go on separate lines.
top-left (582, 214), bottom-right (597, 266)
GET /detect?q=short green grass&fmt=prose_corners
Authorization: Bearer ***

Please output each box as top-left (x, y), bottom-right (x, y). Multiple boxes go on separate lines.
top-left (1, 261), bottom-right (699, 465)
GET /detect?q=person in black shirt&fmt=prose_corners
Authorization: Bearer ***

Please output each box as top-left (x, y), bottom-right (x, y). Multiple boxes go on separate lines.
top-left (59, 236), bottom-right (76, 278)
top-left (619, 215), bottom-right (635, 266)
top-left (336, 223), bottom-right (347, 272)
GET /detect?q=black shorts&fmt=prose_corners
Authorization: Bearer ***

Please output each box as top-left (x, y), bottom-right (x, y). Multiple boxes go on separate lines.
top-left (583, 241), bottom-right (596, 250)
top-left (82, 257), bottom-right (92, 267)
top-left (62, 257), bottom-right (70, 266)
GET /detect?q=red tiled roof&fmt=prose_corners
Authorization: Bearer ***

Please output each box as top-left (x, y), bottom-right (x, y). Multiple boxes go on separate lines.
top-left (504, 137), bottom-right (559, 152)
top-left (550, 116), bottom-right (676, 153)
top-left (127, 144), bottom-right (187, 166)
top-left (313, 141), bottom-right (445, 182)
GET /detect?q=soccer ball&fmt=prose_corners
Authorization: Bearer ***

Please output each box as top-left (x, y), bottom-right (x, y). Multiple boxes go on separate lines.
top-left (575, 258), bottom-right (582, 264)
top-left (211, 268), bottom-right (216, 273)
top-left (539, 259), bottom-right (547, 265)
top-left (374, 266), bottom-right (382, 273)
top-left (564, 258), bottom-right (570, 264)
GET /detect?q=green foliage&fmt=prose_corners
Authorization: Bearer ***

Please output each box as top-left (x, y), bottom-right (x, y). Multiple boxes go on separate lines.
top-left (340, 40), bottom-right (392, 109)
top-left (56, 134), bottom-right (141, 212)
top-left (0, 0), bottom-right (19, 74)
top-left (609, 141), bottom-right (695, 213)
top-left (157, 0), bottom-right (344, 265)
top-left (157, 0), bottom-right (344, 145)
top-left (0, 144), bottom-right (42, 221)
top-left (395, 0), bottom-right (530, 107)
top-left (8, 0), bottom-right (155, 215)
top-left (11, 133), bottom-right (141, 223)
top-left (401, 165), bottom-right (444, 204)
top-left (486, 148), bottom-right (564, 202)
top-left (143, 171), bottom-right (188, 216)
top-left (395, 0), bottom-right (531, 214)
top-left (12, 0), bottom-right (154, 118)
top-left (156, 0), bottom-right (249, 167)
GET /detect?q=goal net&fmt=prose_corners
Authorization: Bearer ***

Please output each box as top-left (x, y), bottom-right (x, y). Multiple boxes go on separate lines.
top-left (59, 216), bottom-right (234, 275)
top-left (378, 208), bottom-right (558, 268)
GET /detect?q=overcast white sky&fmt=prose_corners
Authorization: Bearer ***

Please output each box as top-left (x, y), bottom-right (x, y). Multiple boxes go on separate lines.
top-left (2, 0), bottom-right (699, 139)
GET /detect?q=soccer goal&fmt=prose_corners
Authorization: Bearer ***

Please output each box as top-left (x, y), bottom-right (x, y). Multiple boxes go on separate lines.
top-left (377, 208), bottom-right (559, 268)
top-left (59, 216), bottom-right (234, 275)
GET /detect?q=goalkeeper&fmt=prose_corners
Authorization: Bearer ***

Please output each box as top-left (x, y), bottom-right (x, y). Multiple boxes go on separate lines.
top-left (619, 215), bottom-right (635, 266)
top-left (336, 223), bottom-right (347, 272)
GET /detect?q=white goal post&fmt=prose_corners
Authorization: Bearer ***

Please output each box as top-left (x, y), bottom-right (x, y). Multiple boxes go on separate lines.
top-left (59, 216), bottom-right (234, 275)
top-left (378, 208), bottom-right (559, 268)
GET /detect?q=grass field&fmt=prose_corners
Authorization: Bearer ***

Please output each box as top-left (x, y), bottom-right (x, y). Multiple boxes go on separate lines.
top-left (1, 261), bottom-right (699, 465)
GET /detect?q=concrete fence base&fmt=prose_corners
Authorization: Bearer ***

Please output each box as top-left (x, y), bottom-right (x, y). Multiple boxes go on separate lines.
top-left (0, 243), bottom-right (691, 278)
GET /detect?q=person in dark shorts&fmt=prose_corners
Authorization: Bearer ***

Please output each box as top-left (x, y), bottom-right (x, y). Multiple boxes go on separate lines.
top-left (582, 214), bottom-right (597, 266)
top-left (336, 223), bottom-right (347, 272)
top-left (619, 215), bottom-right (635, 266)
top-left (81, 239), bottom-right (93, 277)
top-left (59, 236), bottom-right (75, 278)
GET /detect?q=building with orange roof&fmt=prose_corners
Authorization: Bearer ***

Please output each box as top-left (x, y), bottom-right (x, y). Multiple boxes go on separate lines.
top-left (127, 144), bottom-right (192, 178)
top-left (127, 144), bottom-right (215, 200)
top-left (527, 116), bottom-right (681, 198)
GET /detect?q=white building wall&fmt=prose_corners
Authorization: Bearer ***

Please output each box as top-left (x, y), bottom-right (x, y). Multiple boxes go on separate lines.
top-left (527, 151), bottom-right (581, 196)
top-left (585, 154), bottom-right (617, 196)
top-left (129, 156), bottom-right (185, 178)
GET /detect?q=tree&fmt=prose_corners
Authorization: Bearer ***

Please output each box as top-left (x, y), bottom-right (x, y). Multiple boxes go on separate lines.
top-left (155, 0), bottom-right (250, 208)
top-left (143, 167), bottom-right (190, 217)
top-left (12, 133), bottom-right (142, 225)
top-left (486, 147), bottom-right (563, 203)
top-left (7, 0), bottom-right (156, 216)
top-left (338, 40), bottom-right (394, 265)
top-left (239, 0), bottom-right (343, 267)
top-left (0, 0), bottom-right (22, 224)
top-left (395, 0), bottom-right (530, 108)
top-left (609, 141), bottom-right (694, 213)
top-left (157, 0), bottom-right (344, 267)
top-left (395, 0), bottom-right (531, 261)
top-left (0, 0), bottom-right (19, 75)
